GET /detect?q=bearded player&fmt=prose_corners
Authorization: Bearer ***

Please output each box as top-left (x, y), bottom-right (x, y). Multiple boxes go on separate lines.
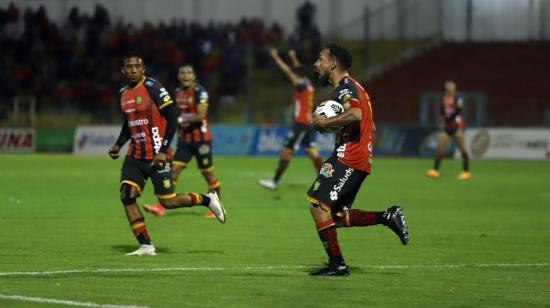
top-left (307, 44), bottom-right (409, 276)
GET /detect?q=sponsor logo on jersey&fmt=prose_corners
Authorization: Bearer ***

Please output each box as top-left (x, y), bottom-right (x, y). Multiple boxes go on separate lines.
top-left (151, 126), bottom-right (163, 153)
top-left (336, 143), bottom-right (346, 158)
top-left (320, 163), bottom-right (334, 178)
top-left (122, 99), bottom-right (135, 105)
top-left (338, 88), bottom-right (352, 102)
top-left (128, 119), bottom-right (149, 127)
top-left (329, 167), bottom-right (354, 200)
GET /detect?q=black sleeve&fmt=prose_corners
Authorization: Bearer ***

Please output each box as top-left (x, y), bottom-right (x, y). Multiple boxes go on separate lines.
top-left (115, 120), bottom-right (131, 147)
top-left (158, 102), bottom-right (178, 153)
top-left (335, 80), bottom-right (359, 105)
top-left (144, 78), bottom-right (173, 109)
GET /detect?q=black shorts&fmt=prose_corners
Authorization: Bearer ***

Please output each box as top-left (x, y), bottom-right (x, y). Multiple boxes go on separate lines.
top-left (173, 140), bottom-right (213, 170)
top-left (307, 156), bottom-right (368, 217)
top-left (120, 156), bottom-right (175, 198)
top-left (443, 128), bottom-right (464, 137)
top-left (284, 123), bottom-right (317, 150)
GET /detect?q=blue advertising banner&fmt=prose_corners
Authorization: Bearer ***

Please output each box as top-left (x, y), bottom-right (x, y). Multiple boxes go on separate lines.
top-left (249, 126), bottom-right (336, 156)
top-left (209, 125), bottom-right (256, 155)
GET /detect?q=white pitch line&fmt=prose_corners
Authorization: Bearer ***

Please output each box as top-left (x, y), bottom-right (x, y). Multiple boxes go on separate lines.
top-left (0, 263), bottom-right (547, 277)
top-left (0, 294), bottom-right (149, 308)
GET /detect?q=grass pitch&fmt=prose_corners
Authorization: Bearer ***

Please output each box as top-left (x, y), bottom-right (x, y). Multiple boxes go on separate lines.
top-left (0, 154), bottom-right (549, 307)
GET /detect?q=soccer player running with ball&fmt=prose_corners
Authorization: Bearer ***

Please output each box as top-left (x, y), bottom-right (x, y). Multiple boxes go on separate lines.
top-left (144, 65), bottom-right (221, 219)
top-left (108, 54), bottom-right (226, 256)
top-left (258, 48), bottom-right (323, 190)
top-left (308, 44), bottom-right (409, 276)
top-left (425, 80), bottom-right (471, 180)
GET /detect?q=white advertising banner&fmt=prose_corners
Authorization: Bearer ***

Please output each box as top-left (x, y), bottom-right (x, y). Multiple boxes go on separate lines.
top-left (73, 126), bottom-right (129, 155)
top-left (0, 128), bottom-right (35, 152)
top-left (463, 128), bottom-right (550, 160)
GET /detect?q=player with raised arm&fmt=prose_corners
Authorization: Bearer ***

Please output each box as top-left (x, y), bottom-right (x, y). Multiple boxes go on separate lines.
top-left (258, 48), bottom-right (323, 190)
top-left (307, 44), bottom-right (409, 276)
top-left (144, 65), bottom-right (220, 218)
top-left (425, 80), bottom-right (471, 180)
top-left (108, 54), bottom-right (226, 256)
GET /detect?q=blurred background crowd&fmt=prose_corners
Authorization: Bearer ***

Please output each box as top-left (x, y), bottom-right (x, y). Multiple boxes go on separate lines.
top-left (1, 0), bottom-right (549, 127)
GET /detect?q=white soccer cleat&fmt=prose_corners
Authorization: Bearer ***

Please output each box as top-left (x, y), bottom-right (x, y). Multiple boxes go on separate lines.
top-left (206, 191), bottom-right (226, 223)
top-left (125, 244), bottom-right (157, 256)
top-left (258, 178), bottom-right (278, 190)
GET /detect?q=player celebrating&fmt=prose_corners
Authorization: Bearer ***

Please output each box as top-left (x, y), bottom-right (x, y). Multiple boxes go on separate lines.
top-left (144, 65), bottom-right (220, 218)
top-left (308, 44), bottom-right (409, 276)
top-left (258, 48), bottom-right (323, 190)
top-left (425, 80), bottom-right (471, 180)
top-left (108, 54), bottom-right (226, 256)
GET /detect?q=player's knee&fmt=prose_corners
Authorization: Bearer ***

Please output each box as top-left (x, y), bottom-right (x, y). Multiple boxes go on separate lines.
top-left (120, 184), bottom-right (137, 205)
top-left (332, 216), bottom-right (344, 227)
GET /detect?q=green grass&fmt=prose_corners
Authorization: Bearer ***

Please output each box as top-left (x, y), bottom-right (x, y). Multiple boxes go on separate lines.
top-left (1, 154), bottom-right (549, 307)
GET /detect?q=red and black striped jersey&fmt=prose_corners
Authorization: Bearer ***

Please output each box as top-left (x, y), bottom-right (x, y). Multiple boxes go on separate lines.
top-left (175, 83), bottom-right (212, 142)
top-left (293, 78), bottom-right (314, 125)
top-left (442, 93), bottom-right (465, 130)
top-left (119, 77), bottom-right (174, 160)
top-left (332, 76), bottom-right (374, 173)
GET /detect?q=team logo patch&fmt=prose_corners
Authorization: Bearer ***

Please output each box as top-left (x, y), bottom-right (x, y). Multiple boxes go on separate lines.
top-left (136, 96), bottom-right (143, 105)
top-left (188, 97), bottom-right (193, 103)
top-left (313, 180), bottom-right (320, 191)
top-left (202, 158), bottom-right (210, 166)
top-left (163, 179), bottom-right (171, 189)
top-left (198, 144), bottom-right (211, 155)
top-left (320, 163), bottom-right (334, 178)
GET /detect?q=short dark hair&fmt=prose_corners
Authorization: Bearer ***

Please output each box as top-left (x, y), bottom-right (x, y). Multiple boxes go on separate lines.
top-left (122, 52), bottom-right (144, 64)
top-left (326, 43), bottom-right (352, 70)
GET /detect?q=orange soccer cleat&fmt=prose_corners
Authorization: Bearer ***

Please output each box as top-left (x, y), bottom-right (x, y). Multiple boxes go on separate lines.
top-left (457, 171), bottom-right (472, 181)
top-left (203, 211), bottom-right (216, 219)
top-left (425, 169), bottom-right (440, 179)
top-left (144, 203), bottom-right (165, 217)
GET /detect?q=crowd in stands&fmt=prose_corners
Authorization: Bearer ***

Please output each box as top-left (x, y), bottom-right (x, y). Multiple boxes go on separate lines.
top-left (0, 2), bottom-right (321, 123)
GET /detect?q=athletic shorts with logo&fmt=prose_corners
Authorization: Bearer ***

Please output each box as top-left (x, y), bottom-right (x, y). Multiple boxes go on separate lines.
top-left (307, 156), bottom-right (368, 217)
top-left (173, 140), bottom-right (213, 169)
top-left (284, 123), bottom-right (317, 150)
top-left (120, 156), bottom-right (175, 198)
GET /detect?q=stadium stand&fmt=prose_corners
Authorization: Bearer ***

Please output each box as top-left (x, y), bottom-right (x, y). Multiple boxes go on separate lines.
top-left (368, 42), bottom-right (550, 126)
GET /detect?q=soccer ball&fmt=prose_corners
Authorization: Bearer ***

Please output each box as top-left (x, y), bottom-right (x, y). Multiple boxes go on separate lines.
top-left (314, 100), bottom-right (344, 132)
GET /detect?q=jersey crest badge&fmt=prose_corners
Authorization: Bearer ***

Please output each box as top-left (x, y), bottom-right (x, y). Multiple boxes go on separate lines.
top-left (320, 163), bottom-right (334, 178)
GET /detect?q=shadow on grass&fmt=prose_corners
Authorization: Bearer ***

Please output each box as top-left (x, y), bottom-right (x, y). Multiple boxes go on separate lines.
top-left (110, 245), bottom-right (174, 254)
